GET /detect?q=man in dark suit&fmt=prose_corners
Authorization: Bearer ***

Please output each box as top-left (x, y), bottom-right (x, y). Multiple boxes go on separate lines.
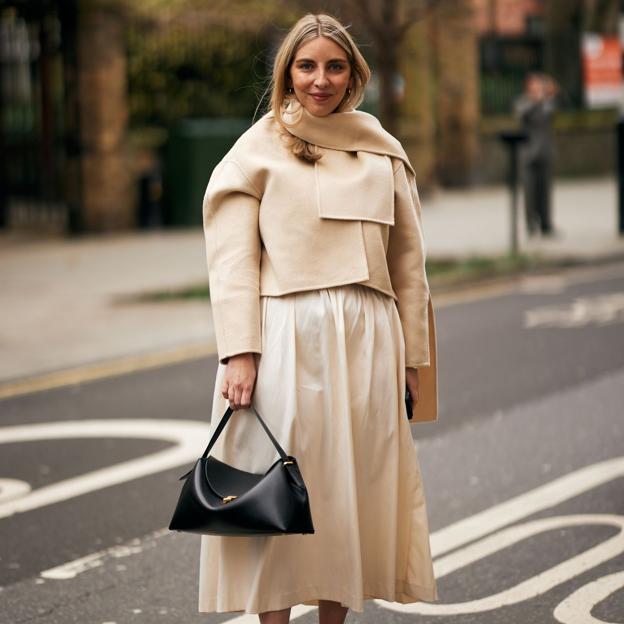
top-left (514, 72), bottom-right (560, 237)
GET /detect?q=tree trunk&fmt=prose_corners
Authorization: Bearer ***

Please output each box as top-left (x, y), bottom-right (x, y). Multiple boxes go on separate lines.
top-left (377, 39), bottom-right (400, 135)
top-left (377, 0), bottom-right (400, 135)
top-left (433, 0), bottom-right (479, 186)
top-left (399, 15), bottom-right (437, 192)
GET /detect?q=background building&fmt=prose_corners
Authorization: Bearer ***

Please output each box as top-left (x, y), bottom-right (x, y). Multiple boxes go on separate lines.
top-left (0, 0), bottom-right (620, 233)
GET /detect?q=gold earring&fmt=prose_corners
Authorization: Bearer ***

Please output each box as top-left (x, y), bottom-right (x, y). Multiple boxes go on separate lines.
top-left (287, 87), bottom-right (294, 94)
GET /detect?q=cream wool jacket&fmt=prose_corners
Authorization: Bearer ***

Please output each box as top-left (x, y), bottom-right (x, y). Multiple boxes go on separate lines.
top-left (202, 102), bottom-right (438, 423)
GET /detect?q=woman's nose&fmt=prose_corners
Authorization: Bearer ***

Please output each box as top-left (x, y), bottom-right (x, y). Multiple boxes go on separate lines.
top-left (314, 71), bottom-right (330, 87)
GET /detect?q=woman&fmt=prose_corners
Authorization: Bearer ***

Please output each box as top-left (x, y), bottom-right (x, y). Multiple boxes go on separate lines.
top-left (198, 12), bottom-right (439, 623)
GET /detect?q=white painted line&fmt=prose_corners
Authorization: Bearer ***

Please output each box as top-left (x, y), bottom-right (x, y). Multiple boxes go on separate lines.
top-left (553, 570), bottom-right (624, 624)
top-left (525, 292), bottom-right (624, 328)
top-left (0, 419), bottom-right (212, 519)
top-left (427, 456), bottom-right (624, 558)
top-left (0, 478), bottom-right (31, 503)
top-left (210, 456), bottom-right (624, 620)
top-left (390, 514), bottom-right (624, 615)
top-left (376, 456), bottom-right (624, 616)
top-left (41, 529), bottom-right (169, 580)
top-left (9, 421), bottom-right (621, 620)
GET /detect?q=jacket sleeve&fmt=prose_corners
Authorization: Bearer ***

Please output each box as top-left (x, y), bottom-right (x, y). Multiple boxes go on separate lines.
top-left (387, 160), bottom-right (431, 368)
top-left (202, 159), bottom-right (262, 365)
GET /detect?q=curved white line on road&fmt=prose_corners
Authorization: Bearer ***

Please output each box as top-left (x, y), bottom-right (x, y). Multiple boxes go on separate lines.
top-left (5, 422), bottom-right (621, 622)
top-left (428, 456), bottom-right (624, 558)
top-left (553, 570), bottom-right (624, 624)
top-left (0, 478), bottom-right (32, 503)
top-left (0, 419), bottom-right (212, 519)
top-left (376, 456), bottom-right (624, 615)
top-left (389, 514), bottom-right (624, 615)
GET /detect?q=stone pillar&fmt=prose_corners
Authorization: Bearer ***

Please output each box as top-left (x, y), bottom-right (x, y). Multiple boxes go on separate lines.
top-left (433, 0), bottom-right (480, 186)
top-left (68, 0), bottom-right (132, 231)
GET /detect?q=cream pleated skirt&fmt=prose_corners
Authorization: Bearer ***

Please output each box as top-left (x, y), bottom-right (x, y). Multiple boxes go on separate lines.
top-left (198, 283), bottom-right (438, 614)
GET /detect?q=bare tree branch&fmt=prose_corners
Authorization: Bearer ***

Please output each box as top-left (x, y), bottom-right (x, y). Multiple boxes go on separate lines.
top-left (344, 0), bottom-right (384, 41)
top-left (398, 0), bottom-right (439, 39)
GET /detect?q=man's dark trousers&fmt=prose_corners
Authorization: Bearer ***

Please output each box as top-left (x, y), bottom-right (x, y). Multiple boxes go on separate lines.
top-left (523, 156), bottom-right (553, 234)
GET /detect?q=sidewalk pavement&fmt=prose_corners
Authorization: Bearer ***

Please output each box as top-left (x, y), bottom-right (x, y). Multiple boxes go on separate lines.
top-left (1, 176), bottom-right (623, 388)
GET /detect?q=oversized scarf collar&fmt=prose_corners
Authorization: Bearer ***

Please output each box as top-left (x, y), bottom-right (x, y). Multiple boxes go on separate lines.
top-left (260, 101), bottom-right (416, 226)
top-left (261, 100), bottom-right (416, 178)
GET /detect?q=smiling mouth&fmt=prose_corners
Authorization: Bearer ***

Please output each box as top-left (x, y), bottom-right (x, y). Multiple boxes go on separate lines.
top-left (310, 93), bottom-right (331, 100)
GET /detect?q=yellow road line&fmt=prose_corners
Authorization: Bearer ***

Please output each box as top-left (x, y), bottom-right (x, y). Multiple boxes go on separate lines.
top-left (0, 282), bottom-right (532, 401)
top-left (3, 260), bottom-right (619, 400)
top-left (0, 341), bottom-right (217, 400)
top-left (0, 284), bottom-right (501, 401)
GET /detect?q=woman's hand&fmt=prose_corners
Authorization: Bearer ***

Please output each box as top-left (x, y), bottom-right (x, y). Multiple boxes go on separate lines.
top-left (406, 367), bottom-right (420, 404)
top-left (222, 353), bottom-right (258, 410)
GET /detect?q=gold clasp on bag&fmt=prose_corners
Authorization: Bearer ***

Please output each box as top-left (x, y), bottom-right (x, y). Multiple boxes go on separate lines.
top-left (222, 495), bottom-right (238, 504)
top-left (283, 460), bottom-right (293, 465)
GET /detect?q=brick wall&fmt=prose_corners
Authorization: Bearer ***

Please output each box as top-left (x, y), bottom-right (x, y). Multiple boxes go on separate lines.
top-left (472, 0), bottom-right (545, 35)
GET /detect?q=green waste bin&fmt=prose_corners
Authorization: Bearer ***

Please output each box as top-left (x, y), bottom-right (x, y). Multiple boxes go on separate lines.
top-left (163, 117), bottom-right (252, 226)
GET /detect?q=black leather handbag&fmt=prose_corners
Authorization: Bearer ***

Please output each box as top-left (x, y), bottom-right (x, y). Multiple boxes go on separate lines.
top-left (168, 403), bottom-right (315, 536)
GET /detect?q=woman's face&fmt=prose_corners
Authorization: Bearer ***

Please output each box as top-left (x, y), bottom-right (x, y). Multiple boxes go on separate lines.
top-left (288, 36), bottom-right (353, 117)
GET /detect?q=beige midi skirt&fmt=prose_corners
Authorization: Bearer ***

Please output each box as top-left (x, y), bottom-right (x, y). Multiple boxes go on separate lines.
top-left (198, 283), bottom-right (438, 614)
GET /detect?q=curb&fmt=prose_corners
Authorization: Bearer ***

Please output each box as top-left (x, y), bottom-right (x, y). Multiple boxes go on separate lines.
top-left (1, 252), bottom-right (622, 401)
top-left (428, 250), bottom-right (624, 295)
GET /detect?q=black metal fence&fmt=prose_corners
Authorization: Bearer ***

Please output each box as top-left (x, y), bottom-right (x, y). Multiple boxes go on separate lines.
top-left (0, 3), bottom-right (67, 230)
top-left (479, 32), bottom-right (585, 116)
top-left (479, 35), bottom-right (544, 116)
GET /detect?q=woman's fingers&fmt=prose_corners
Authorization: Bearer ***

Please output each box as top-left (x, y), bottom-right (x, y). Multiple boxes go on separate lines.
top-left (235, 382), bottom-right (251, 409)
top-left (222, 376), bottom-right (255, 409)
top-left (406, 368), bottom-right (420, 403)
top-left (220, 353), bottom-right (257, 409)
top-left (227, 383), bottom-right (238, 409)
top-left (227, 382), bottom-right (243, 410)
top-left (240, 384), bottom-right (252, 409)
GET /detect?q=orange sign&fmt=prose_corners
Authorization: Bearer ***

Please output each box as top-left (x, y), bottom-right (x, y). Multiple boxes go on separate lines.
top-left (582, 33), bottom-right (622, 108)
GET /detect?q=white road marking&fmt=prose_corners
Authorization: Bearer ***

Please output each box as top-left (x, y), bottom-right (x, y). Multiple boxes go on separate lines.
top-left (5, 421), bottom-right (621, 620)
top-left (0, 478), bottom-right (31, 503)
top-left (41, 529), bottom-right (168, 580)
top-left (377, 456), bottom-right (624, 616)
top-left (0, 419), bottom-right (212, 519)
top-left (428, 456), bottom-right (624, 558)
top-left (525, 292), bottom-right (624, 328)
top-left (553, 570), bottom-right (624, 624)
top-left (389, 514), bottom-right (624, 615)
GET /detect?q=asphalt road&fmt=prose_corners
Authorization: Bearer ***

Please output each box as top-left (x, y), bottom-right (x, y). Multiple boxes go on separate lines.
top-left (1, 260), bottom-right (623, 623)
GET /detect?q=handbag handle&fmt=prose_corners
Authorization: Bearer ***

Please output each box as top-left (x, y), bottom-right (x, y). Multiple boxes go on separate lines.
top-left (200, 404), bottom-right (290, 462)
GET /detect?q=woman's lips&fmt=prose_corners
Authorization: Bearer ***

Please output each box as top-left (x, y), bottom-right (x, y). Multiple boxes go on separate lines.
top-left (310, 93), bottom-right (331, 101)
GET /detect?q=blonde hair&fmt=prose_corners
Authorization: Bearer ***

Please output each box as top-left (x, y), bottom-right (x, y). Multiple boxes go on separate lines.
top-left (261, 13), bottom-right (371, 163)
